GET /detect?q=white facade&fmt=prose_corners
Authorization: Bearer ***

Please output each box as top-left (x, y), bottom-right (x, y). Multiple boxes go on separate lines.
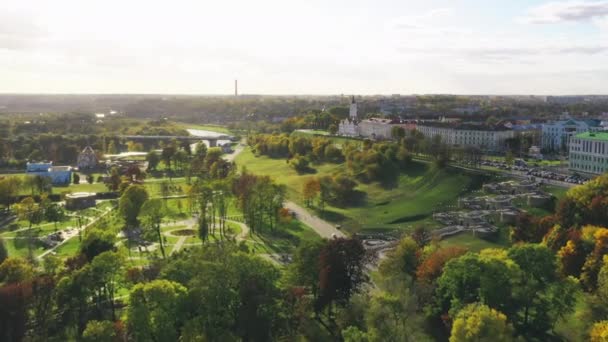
top-left (358, 118), bottom-right (393, 139)
top-left (349, 96), bottom-right (357, 119)
top-left (569, 132), bottom-right (608, 175)
top-left (541, 119), bottom-right (599, 152)
top-left (417, 124), bottom-right (515, 152)
top-left (338, 119), bottom-right (359, 136)
top-left (339, 96), bottom-right (360, 136)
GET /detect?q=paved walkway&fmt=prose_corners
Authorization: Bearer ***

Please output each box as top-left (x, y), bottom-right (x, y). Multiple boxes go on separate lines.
top-left (284, 201), bottom-right (345, 239)
top-left (38, 208), bottom-right (113, 259)
top-left (171, 236), bottom-right (187, 255)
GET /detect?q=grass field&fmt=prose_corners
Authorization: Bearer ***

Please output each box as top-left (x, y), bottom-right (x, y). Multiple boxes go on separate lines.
top-left (235, 147), bottom-right (489, 234)
top-left (440, 228), bottom-right (511, 252)
top-left (243, 219), bottom-right (322, 255)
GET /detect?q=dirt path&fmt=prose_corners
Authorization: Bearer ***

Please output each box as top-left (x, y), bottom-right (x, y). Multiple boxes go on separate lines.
top-left (284, 201), bottom-right (346, 239)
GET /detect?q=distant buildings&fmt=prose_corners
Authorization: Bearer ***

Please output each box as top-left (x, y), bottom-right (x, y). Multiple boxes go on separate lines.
top-left (569, 132), bottom-right (608, 175)
top-left (338, 96), bottom-right (360, 136)
top-left (26, 162), bottom-right (72, 186)
top-left (77, 146), bottom-right (98, 170)
top-left (338, 97), bottom-right (415, 140)
top-left (416, 122), bottom-right (515, 152)
top-left (541, 118), bottom-right (601, 152)
top-left (65, 192), bottom-right (97, 210)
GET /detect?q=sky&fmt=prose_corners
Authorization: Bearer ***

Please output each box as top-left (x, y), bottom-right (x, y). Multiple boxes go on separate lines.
top-left (1, 0), bottom-right (608, 95)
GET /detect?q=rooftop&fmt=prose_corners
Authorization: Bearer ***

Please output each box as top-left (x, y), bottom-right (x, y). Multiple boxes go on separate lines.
top-left (575, 131), bottom-right (608, 141)
top-left (417, 121), bottom-right (513, 131)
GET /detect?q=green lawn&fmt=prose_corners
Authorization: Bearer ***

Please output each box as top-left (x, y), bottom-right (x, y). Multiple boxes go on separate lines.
top-left (54, 237), bottom-right (82, 257)
top-left (2, 238), bottom-right (45, 258)
top-left (236, 147), bottom-right (489, 234)
top-left (243, 219), bottom-right (322, 255)
top-left (440, 228), bottom-right (511, 252)
top-left (59, 182), bottom-right (109, 194)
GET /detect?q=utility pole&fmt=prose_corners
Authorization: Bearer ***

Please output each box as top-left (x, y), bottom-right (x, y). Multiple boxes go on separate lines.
top-left (235, 79), bottom-right (238, 97)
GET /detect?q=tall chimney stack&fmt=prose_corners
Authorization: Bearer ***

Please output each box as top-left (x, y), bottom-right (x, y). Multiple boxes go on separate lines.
top-left (235, 79), bottom-right (238, 97)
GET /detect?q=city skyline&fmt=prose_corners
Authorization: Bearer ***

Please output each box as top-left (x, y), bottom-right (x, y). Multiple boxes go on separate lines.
top-left (2, 0), bottom-right (608, 95)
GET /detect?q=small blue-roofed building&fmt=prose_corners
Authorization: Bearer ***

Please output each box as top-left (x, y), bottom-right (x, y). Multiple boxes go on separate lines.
top-left (26, 162), bottom-right (73, 186)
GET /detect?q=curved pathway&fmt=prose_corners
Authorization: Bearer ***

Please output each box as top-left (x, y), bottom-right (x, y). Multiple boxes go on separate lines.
top-left (284, 201), bottom-right (345, 239)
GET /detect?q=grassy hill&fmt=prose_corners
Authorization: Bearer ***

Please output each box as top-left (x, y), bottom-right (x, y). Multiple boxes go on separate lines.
top-left (236, 148), bottom-right (489, 234)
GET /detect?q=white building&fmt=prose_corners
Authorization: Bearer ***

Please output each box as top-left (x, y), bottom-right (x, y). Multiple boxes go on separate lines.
top-left (416, 123), bottom-right (515, 152)
top-left (358, 118), bottom-right (393, 139)
top-left (569, 132), bottom-right (608, 175)
top-left (541, 119), bottom-right (601, 152)
top-left (338, 96), bottom-right (360, 136)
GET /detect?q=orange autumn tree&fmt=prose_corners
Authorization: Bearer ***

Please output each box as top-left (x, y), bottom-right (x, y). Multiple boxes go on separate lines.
top-left (302, 177), bottom-right (321, 207)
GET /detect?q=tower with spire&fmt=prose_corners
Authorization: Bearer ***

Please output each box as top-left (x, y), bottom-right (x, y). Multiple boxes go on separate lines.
top-left (338, 95), bottom-right (361, 137)
top-left (349, 95), bottom-right (358, 120)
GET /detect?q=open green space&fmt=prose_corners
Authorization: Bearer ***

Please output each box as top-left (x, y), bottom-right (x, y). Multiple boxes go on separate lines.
top-left (236, 147), bottom-right (489, 233)
top-left (440, 228), bottom-right (511, 253)
top-left (60, 182), bottom-right (109, 194)
top-left (242, 219), bottom-right (322, 255)
top-left (54, 236), bottom-right (82, 257)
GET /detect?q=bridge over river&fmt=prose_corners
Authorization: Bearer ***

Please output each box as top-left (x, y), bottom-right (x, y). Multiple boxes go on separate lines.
top-left (116, 132), bottom-right (234, 147)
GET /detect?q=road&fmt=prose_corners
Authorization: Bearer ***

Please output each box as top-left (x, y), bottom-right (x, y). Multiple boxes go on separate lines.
top-left (223, 140), bottom-right (245, 162)
top-left (284, 201), bottom-right (345, 239)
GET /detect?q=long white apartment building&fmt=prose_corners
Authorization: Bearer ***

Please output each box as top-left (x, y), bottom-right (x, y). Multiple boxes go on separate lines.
top-left (416, 123), bottom-right (515, 152)
top-left (569, 132), bottom-right (608, 175)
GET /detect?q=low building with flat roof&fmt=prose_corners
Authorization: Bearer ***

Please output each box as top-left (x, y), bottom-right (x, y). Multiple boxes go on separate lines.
top-left (569, 132), bottom-right (608, 175)
top-left (65, 192), bottom-right (97, 210)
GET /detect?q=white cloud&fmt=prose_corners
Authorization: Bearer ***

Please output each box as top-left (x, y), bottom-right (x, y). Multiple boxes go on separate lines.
top-left (524, 1), bottom-right (608, 24)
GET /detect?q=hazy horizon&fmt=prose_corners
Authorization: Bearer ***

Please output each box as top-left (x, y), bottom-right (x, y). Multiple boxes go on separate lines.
top-left (2, 0), bottom-right (608, 95)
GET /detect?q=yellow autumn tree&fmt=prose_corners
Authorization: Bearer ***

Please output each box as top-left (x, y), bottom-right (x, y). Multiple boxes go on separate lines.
top-left (590, 321), bottom-right (608, 342)
top-left (450, 303), bottom-right (514, 342)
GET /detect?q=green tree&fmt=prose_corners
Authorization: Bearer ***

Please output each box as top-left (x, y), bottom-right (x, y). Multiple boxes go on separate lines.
top-left (0, 257), bottom-right (34, 284)
top-left (15, 196), bottom-right (41, 229)
top-left (80, 228), bottom-right (116, 261)
top-left (118, 184), bottom-right (149, 227)
top-left (165, 248), bottom-right (281, 341)
top-left (44, 203), bottom-right (65, 231)
top-left (434, 252), bottom-right (517, 320)
top-left (287, 239), bottom-right (325, 298)
top-left (139, 199), bottom-right (167, 258)
top-left (342, 326), bottom-right (369, 342)
top-left (0, 238), bottom-right (7, 264)
top-left (0, 176), bottom-right (22, 209)
top-left (89, 251), bottom-right (125, 321)
top-left (82, 320), bottom-right (117, 342)
top-left (126, 279), bottom-right (187, 342)
top-left (450, 303), bottom-right (514, 342)
top-left (316, 238), bottom-right (368, 314)
top-left (378, 237), bottom-right (420, 283)
top-left (146, 150), bottom-right (160, 171)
